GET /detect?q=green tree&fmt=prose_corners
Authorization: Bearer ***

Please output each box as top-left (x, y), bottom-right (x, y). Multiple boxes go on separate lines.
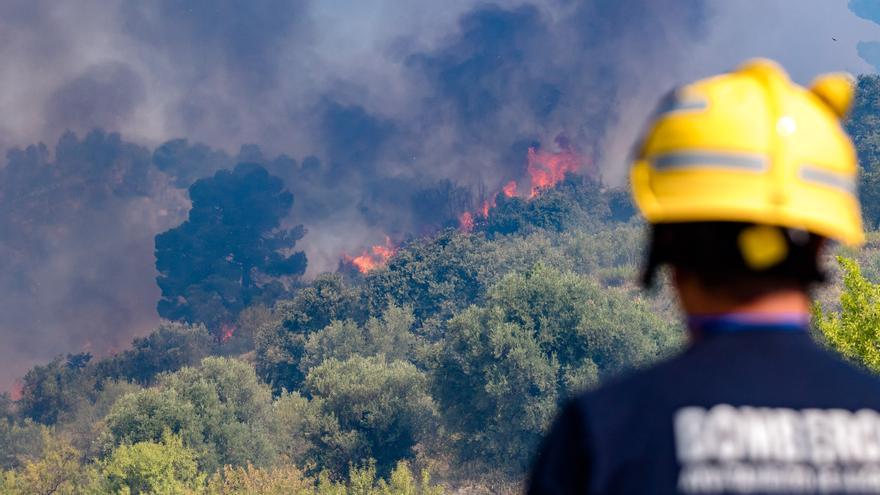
top-left (102, 387), bottom-right (202, 454)
top-left (103, 357), bottom-right (277, 473)
top-left (433, 305), bottom-right (559, 471)
top-left (271, 392), bottom-right (360, 476)
top-left (814, 256), bottom-right (880, 372)
top-left (482, 176), bottom-right (615, 236)
top-left (363, 231), bottom-right (489, 327)
top-left (155, 163), bottom-right (307, 335)
top-left (62, 380), bottom-right (142, 458)
top-left (255, 274), bottom-right (362, 393)
top-left (218, 304), bottom-right (274, 356)
top-left (847, 75), bottom-right (880, 228)
top-left (305, 356), bottom-right (437, 476)
top-left (98, 432), bottom-right (204, 494)
top-left (205, 463), bottom-right (312, 494)
top-left (0, 431), bottom-right (95, 495)
top-left (432, 264), bottom-right (680, 471)
top-left (160, 357), bottom-right (277, 471)
top-left (300, 304), bottom-right (424, 375)
top-left (338, 461), bottom-right (444, 495)
top-left (203, 459), bottom-right (444, 495)
top-left (17, 353), bottom-right (97, 425)
top-left (98, 322), bottom-right (213, 385)
top-left (0, 420), bottom-right (45, 470)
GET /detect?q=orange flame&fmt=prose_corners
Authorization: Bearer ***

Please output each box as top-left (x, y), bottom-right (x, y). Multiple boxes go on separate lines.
top-left (502, 180), bottom-right (518, 198)
top-left (220, 323), bottom-right (236, 343)
top-left (481, 200), bottom-right (491, 218)
top-left (526, 145), bottom-right (581, 197)
top-left (346, 236), bottom-right (397, 273)
top-left (454, 137), bottom-right (585, 233)
top-left (459, 211), bottom-right (475, 232)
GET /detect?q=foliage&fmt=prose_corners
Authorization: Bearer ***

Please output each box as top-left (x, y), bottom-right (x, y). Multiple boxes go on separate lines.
top-left (272, 392), bottom-right (360, 475)
top-left (98, 432), bottom-right (204, 494)
top-left (432, 264), bottom-right (679, 471)
top-left (0, 431), bottom-right (95, 495)
top-left (814, 256), bottom-right (880, 372)
top-left (255, 274), bottom-right (363, 393)
top-left (301, 305), bottom-right (424, 375)
top-left (205, 463), bottom-right (312, 494)
top-left (848, 75), bottom-right (880, 228)
top-left (103, 387), bottom-right (202, 454)
top-left (481, 176), bottom-right (629, 236)
top-left (17, 353), bottom-right (97, 425)
top-left (98, 322), bottom-right (214, 385)
top-left (363, 231), bottom-right (489, 326)
top-left (204, 460), bottom-right (444, 495)
top-left (333, 461), bottom-right (445, 495)
top-left (152, 138), bottom-right (234, 189)
top-left (10, 173), bottom-right (689, 487)
top-left (305, 356), bottom-right (438, 476)
top-left (103, 357), bottom-right (277, 473)
top-left (435, 304), bottom-right (558, 472)
top-left (0, 420), bottom-right (45, 470)
top-left (155, 163), bottom-right (307, 335)
top-left (219, 304), bottom-right (274, 356)
top-left (61, 380), bottom-right (142, 458)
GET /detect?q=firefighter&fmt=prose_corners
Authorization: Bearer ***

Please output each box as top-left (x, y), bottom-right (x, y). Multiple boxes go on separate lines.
top-left (528, 59), bottom-right (880, 494)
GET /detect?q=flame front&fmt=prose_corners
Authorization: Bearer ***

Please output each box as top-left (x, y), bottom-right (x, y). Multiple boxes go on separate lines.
top-left (526, 145), bottom-right (582, 197)
top-left (347, 236), bottom-right (398, 273)
top-left (456, 145), bottom-right (582, 231)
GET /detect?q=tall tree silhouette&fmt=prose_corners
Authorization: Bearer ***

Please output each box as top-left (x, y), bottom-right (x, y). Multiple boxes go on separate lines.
top-left (155, 163), bottom-right (306, 335)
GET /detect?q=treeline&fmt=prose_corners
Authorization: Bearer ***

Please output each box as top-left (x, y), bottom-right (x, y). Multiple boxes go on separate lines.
top-left (2, 172), bottom-right (682, 493)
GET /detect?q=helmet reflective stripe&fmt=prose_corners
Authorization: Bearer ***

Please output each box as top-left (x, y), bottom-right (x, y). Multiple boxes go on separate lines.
top-left (653, 91), bottom-right (708, 117)
top-left (657, 99), bottom-right (708, 116)
top-left (652, 151), bottom-right (768, 172)
top-left (799, 165), bottom-right (856, 195)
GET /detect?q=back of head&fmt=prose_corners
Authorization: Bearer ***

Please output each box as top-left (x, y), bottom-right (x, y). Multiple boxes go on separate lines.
top-left (630, 59), bottom-right (863, 297)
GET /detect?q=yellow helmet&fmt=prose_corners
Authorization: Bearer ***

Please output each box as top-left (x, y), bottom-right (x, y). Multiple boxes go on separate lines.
top-left (630, 58), bottom-right (863, 246)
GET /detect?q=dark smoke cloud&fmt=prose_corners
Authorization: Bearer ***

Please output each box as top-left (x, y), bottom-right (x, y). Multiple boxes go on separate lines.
top-left (0, 131), bottom-right (188, 391)
top-left (122, 1), bottom-right (308, 94)
top-left (46, 62), bottom-right (146, 136)
top-left (1, 0), bottom-right (877, 390)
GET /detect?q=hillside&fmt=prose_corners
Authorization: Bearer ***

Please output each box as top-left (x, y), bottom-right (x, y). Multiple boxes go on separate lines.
top-left (2, 75), bottom-right (880, 492)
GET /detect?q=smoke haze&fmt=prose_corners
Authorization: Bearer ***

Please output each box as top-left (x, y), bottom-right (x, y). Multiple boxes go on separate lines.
top-left (0, 0), bottom-right (877, 390)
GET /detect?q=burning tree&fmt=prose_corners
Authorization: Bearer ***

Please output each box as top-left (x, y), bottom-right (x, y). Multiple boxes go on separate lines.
top-left (155, 163), bottom-right (307, 338)
top-left (343, 236), bottom-right (398, 274)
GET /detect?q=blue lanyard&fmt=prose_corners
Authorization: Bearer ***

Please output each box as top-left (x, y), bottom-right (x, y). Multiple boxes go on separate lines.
top-left (687, 313), bottom-right (810, 334)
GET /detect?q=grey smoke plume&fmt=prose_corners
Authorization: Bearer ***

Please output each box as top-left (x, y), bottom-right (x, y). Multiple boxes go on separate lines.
top-left (0, 0), bottom-right (877, 390)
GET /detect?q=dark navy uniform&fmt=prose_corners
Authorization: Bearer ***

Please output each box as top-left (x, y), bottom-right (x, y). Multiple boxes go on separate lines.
top-left (528, 321), bottom-right (880, 494)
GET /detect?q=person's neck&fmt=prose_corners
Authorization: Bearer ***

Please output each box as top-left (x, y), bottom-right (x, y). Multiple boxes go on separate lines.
top-left (682, 288), bottom-right (811, 341)
top-left (686, 289), bottom-right (811, 317)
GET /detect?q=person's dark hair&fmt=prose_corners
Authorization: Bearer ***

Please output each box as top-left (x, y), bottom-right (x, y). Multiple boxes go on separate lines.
top-left (642, 222), bottom-right (826, 301)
